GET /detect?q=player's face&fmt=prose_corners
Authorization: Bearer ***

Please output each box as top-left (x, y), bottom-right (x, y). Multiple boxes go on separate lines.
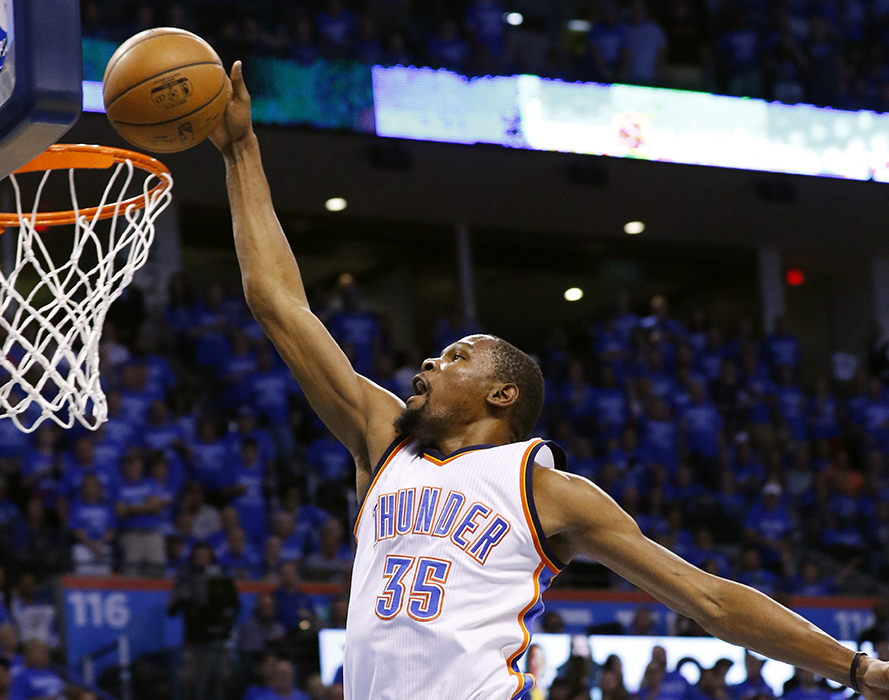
top-left (411, 336), bottom-right (498, 410)
top-left (396, 335), bottom-right (498, 446)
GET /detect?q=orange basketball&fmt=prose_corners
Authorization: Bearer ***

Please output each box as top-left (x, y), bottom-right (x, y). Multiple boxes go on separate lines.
top-left (103, 28), bottom-right (230, 153)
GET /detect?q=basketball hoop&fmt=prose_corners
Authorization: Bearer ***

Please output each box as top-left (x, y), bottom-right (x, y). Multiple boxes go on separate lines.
top-left (0, 144), bottom-right (173, 432)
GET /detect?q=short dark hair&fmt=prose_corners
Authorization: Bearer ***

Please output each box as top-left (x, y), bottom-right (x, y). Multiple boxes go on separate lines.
top-left (487, 337), bottom-right (545, 441)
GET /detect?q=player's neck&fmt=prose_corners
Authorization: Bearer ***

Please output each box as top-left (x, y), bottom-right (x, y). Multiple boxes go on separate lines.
top-left (430, 419), bottom-right (514, 457)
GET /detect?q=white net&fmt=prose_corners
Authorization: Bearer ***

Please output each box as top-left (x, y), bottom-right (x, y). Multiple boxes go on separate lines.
top-left (0, 148), bottom-right (173, 433)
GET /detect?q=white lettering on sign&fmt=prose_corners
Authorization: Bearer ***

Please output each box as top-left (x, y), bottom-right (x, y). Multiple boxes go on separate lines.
top-left (68, 592), bottom-right (131, 630)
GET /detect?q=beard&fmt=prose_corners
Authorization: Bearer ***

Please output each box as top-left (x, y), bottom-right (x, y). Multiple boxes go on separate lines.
top-left (393, 398), bottom-right (451, 448)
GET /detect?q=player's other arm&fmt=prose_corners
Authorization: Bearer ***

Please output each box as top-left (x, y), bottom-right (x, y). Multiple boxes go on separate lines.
top-left (209, 62), bottom-right (403, 476)
top-left (533, 467), bottom-right (889, 698)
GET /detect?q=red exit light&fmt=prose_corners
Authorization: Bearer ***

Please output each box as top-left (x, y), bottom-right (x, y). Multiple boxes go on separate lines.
top-left (785, 268), bottom-right (805, 286)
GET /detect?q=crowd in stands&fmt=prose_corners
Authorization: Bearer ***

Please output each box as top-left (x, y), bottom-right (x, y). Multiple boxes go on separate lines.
top-left (535, 643), bottom-right (865, 700)
top-left (2, 269), bottom-right (889, 697)
top-left (83, 0), bottom-right (889, 112)
top-left (0, 575), bottom-right (96, 700)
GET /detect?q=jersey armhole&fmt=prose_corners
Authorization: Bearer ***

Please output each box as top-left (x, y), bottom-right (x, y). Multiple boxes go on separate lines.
top-left (371, 434), bottom-right (410, 480)
top-left (352, 435), bottom-right (412, 542)
top-left (523, 440), bottom-right (567, 572)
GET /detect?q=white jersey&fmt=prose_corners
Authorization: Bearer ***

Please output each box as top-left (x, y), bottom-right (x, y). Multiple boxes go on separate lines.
top-left (345, 436), bottom-right (565, 700)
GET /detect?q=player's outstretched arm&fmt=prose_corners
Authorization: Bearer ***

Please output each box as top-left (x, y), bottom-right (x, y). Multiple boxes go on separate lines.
top-left (533, 466), bottom-right (889, 699)
top-left (210, 62), bottom-right (403, 478)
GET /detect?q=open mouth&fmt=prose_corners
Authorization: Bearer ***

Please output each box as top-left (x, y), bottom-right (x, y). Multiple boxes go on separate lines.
top-left (412, 375), bottom-right (428, 396)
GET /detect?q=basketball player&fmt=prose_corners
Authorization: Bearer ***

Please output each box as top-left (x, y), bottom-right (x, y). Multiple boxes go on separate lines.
top-left (210, 62), bottom-right (889, 699)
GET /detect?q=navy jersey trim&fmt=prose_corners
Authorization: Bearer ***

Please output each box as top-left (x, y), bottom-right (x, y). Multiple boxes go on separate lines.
top-left (421, 443), bottom-right (498, 462)
top-left (524, 440), bottom-right (568, 571)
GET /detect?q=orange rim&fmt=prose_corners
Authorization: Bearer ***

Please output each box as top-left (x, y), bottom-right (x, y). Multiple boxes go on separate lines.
top-left (0, 144), bottom-right (172, 228)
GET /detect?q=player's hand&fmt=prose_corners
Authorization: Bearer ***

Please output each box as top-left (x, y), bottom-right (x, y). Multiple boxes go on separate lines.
top-left (210, 60), bottom-right (253, 154)
top-left (860, 657), bottom-right (889, 700)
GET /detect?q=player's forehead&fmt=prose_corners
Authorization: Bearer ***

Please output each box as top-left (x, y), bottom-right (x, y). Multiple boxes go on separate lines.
top-left (439, 334), bottom-right (498, 357)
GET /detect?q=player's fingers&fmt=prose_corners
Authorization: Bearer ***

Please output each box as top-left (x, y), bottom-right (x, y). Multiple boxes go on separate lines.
top-left (231, 60), bottom-right (250, 101)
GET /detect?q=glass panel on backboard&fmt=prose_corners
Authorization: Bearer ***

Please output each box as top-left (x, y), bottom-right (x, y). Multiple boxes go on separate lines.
top-left (0, 0), bottom-right (81, 181)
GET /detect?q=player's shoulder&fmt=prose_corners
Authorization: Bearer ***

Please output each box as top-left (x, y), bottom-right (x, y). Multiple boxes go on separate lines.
top-left (531, 460), bottom-right (589, 514)
top-left (530, 456), bottom-right (621, 530)
top-left (530, 459), bottom-right (586, 492)
top-left (357, 373), bottom-right (405, 463)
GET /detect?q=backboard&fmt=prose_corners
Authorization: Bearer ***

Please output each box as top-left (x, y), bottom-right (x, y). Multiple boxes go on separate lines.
top-left (0, 0), bottom-right (82, 181)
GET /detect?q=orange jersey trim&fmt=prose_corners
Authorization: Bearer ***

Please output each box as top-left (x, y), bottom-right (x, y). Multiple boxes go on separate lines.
top-left (506, 561), bottom-right (546, 698)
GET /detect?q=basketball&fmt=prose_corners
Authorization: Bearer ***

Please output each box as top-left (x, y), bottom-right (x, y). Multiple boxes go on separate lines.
top-left (103, 28), bottom-right (230, 153)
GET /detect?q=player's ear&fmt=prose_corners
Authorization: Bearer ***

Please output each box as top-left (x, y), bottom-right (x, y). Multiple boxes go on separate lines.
top-left (486, 383), bottom-right (518, 409)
